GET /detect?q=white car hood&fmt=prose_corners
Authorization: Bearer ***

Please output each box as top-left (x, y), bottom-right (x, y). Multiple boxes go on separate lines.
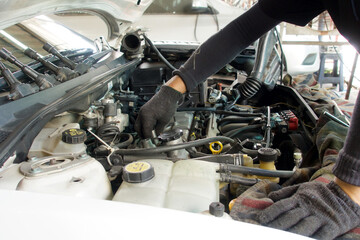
top-left (0, 0), bottom-right (152, 35)
top-left (0, 189), bottom-right (310, 240)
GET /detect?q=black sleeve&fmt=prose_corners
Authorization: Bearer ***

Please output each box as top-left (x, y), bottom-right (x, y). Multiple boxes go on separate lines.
top-left (173, 3), bottom-right (280, 92)
top-left (257, 0), bottom-right (325, 26)
top-left (333, 92), bottom-right (360, 186)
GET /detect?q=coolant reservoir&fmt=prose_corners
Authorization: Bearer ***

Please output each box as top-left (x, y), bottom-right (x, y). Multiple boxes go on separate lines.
top-left (28, 123), bottom-right (86, 158)
top-left (0, 155), bottom-right (113, 200)
top-left (113, 159), bottom-right (220, 213)
top-left (258, 148), bottom-right (279, 183)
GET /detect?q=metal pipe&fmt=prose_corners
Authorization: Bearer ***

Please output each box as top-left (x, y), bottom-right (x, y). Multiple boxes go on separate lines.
top-left (265, 106), bottom-right (271, 147)
top-left (191, 153), bottom-right (244, 164)
top-left (345, 53), bottom-right (358, 100)
top-left (323, 111), bottom-right (350, 128)
top-left (219, 164), bottom-right (295, 178)
top-left (114, 136), bottom-right (235, 156)
top-left (250, 31), bottom-right (278, 82)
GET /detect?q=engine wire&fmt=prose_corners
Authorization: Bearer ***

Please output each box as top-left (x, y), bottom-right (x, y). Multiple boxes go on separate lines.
top-left (143, 34), bottom-right (176, 71)
top-left (265, 106), bottom-right (271, 147)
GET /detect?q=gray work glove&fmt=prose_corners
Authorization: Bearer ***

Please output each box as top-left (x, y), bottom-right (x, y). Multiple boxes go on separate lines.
top-left (135, 85), bottom-right (182, 139)
top-left (256, 181), bottom-right (360, 239)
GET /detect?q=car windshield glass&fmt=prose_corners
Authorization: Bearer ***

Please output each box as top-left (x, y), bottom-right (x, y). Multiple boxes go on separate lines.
top-left (0, 15), bottom-right (94, 72)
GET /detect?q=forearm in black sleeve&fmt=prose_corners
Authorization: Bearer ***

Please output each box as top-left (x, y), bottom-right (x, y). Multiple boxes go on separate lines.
top-left (333, 91), bottom-right (360, 186)
top-left (173, 3), bottom-right (280, 92)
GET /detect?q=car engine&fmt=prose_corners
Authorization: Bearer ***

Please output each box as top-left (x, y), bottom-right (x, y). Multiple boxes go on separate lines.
top-left (0, 31), bottom-right (318, 216)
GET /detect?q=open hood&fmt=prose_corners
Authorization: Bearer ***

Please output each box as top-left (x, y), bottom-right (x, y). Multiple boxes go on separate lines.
top-left (0, 0), bottom-right (153, 38)
top-left (0, 1), bottom-right (342, 239)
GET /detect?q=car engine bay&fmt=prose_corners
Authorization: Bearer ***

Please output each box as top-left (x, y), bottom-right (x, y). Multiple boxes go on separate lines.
top-left (0, 30), bottom-right (320, 216)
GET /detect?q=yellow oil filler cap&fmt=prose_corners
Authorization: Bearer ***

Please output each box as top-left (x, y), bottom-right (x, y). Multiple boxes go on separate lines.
top-left (209, 141), bottom-right (223, 154)
top-left (123, 161), bottom-right (155, 183)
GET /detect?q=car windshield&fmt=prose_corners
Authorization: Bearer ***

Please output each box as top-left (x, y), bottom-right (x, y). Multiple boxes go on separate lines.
top-left (0, 15), bottom-right (94, 72)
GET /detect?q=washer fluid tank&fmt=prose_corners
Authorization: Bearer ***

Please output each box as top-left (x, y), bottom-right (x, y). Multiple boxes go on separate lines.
top-left (28, 123), bottom-right (86, 158)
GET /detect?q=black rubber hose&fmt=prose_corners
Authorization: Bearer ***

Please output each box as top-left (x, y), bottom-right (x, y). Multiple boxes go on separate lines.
top-left (115, 133), bottom-right (134, 149)
top-left (177, 107), bottom-right (217, 112)
top-left (239, 77), bottom-right (262, 99)
top-left (190, 154), bottom-right (242, 164)
top-left (238, 146), bottom-right (259, 158)
top-left (215, 110), bottom-right (263, 117)
top-left (143, 35), bottom-right (176, 71)
top-left (218, 116), bottom-right (257, 127)
top-left (220, 173), bottom-right (259, 186)
top-left (177, 108), bottom-right (264, 117)
top-left (96, 123), bottom-right (120, 144)
top-left (114, 136), bottom-right (235, 156)
top-left (224, 124), bottom-right (263, 138)
top-left (186, 147), bottom-right (210, 158)
top-left (236, 139), bottom-right (265, 157)
top-left (224, 89), bottom-right (240, 111)
top-left (220, 123), bottom-right (249, 134)
top-left (219, 164), bottom-right (295, 178)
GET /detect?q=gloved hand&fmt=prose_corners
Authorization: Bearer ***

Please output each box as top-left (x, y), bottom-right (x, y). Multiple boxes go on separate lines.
top-left (256, 181), bottom-right (360, 239)
top-left (135, 85), bottom-right (183, 139)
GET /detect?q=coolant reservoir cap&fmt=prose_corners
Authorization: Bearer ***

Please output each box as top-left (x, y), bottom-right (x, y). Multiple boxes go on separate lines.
top-left (123, 161), bottom-right (155, 183)
top-left (62, 128), bottom-right (86, 144)
top-left (258, 148), bottom-right (278, 162)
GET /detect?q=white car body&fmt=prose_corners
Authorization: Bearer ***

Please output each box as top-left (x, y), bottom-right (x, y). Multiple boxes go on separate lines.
top-left (135, 0), bottom-right (245, 43)
top-left (1, 189), bottom-right (309, 240)
top-left (282, 35), bottom-right (321, 76)
top-left (0, 1), bottom-right (317, 239)
top-left (134, 0), bottom-right (320, 76)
